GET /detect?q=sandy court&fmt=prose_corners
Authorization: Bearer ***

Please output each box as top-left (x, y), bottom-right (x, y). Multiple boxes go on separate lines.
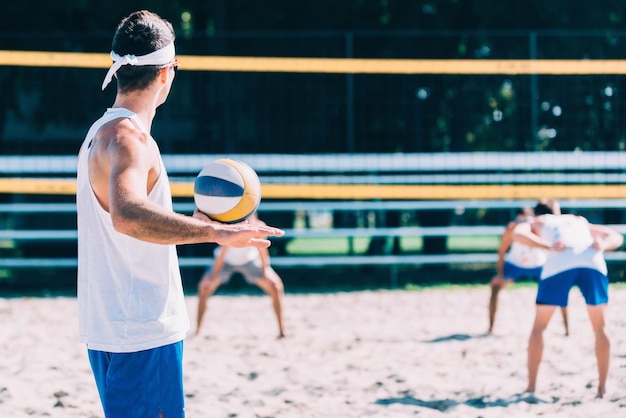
top-left (1, 285), bottom-right (625, 417)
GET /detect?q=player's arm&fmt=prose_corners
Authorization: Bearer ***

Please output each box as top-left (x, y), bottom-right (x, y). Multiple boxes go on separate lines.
top-left (210, 246), bottom-right (228, 278)
top-left (257, 245), bottom-right (271, 274)
top-left (589, 223), bottom-right (624, 252)
top-left (104, 124), bottom-right (282, 246)
top-left (512, 222), bottom-right (552, 250)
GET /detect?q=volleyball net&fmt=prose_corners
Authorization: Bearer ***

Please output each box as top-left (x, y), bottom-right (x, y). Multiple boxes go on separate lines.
top-left (2, 50), bottom-right (626, 200)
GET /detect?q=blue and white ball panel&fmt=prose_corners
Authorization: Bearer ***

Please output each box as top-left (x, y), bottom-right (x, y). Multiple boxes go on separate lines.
top-left (194, 193), bottom-right (242, 215)
top-left (196, 160), bottom-right (245, 189)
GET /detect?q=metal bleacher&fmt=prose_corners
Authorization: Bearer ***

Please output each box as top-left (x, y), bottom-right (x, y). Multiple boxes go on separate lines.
top-left (1, 152), bottom-right (626, 287)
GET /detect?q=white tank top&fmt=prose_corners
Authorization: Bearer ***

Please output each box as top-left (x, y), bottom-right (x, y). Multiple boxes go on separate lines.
top-left (505, 241), bottom-right (548, 268)
top-left (215, 246), bottom-right (261, 266)
top-left (505, 217), bottom-right (547, 268)
top-left (77, 108), bottom-right (189, 353)
top-left (539, 214), bottom-right (607, 279)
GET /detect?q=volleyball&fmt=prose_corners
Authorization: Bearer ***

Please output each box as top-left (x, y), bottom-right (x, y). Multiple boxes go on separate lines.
top-left (193, 159), bottom-right (262, 224)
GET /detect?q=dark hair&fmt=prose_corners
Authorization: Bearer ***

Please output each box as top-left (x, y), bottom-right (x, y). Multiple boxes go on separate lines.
top-left (533, 203), bottom-right (553, 215)
top-left (111, 10), bottom-right (175, 93)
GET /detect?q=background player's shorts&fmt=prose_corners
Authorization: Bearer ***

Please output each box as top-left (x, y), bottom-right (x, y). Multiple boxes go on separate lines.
top-left (536, 268), bottom-right (608, 307)
top-left (218, 260), bottom-right (263, 284)
top-left (88, 341), bottom-right (185, 418)
top-left (503, 261), bottom-right (542, 281)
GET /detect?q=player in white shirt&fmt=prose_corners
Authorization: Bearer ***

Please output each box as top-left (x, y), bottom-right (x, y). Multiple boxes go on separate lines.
top-left (77, 11), bottom-right (283, 417)
top-left (513, 198), bottom-right (623, 399)
top-left (196, 213), bottom-right (286, 338)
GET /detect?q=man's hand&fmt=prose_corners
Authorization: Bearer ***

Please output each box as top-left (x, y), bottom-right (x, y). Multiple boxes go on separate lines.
top-left (193, 209), bottom-right (284, 248)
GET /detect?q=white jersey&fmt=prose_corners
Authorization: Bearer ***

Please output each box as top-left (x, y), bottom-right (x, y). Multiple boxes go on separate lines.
top-left (215, 246), bottom-right (261, 267)
top-left (77, 108), bottom-right (189, 353)
top-left (505, 241), bottom-right (548, 268)
top-left (538, 214), bottom-right (607, 279)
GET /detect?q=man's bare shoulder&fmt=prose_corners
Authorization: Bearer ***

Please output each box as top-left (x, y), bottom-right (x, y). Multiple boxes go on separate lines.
top-left (94, 117), bottom-right (150, 151)
top-left (88, 116), bottom-right (157, 187)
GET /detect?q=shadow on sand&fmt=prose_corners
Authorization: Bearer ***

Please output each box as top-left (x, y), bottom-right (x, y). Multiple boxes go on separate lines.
top-left (424, 333), bottom-right (490, 343)
top-left (374, 393), bottom-right (558, 412)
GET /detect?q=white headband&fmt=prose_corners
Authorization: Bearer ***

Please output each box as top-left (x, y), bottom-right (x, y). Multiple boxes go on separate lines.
top-left (101, 42), bottom-right (176, 90)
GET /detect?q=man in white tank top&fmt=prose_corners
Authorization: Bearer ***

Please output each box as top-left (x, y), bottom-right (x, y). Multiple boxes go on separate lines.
top-left (513, 198), bottom-right (623, 399)
top-left (196, 214), bottom-right (286, 338)
top-left (488, 206), bottom-right (568, 335)
top-left (77, 11), bottom-right (284, 418)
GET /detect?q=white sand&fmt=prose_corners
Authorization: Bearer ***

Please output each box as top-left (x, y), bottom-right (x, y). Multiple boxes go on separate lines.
top-left (1, 285), bottom-right (625, 417)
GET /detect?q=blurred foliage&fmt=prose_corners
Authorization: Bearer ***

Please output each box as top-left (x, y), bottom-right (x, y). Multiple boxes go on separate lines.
top-left (1, 1), bottom-right (624, 34)
top-left (1, 1), bottom-right (626, 153)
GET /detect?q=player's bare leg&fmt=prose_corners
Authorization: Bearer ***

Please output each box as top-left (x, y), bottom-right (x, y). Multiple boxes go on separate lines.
top-left (526, 304), bottom-right (556, 393)
top-left (560, 306), bottom-right (569, 336)
top-left (196, 274), bottom-right (222, 335)
top-left (256, 269), bottom-right (286, 338)
top-left (488, 276), bottom-right (510, 334)
top-left (587, 304), bottom-right (610, 398)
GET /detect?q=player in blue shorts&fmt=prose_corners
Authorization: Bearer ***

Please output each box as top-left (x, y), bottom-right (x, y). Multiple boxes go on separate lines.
top-left (513, 198), bottom-right (623, 398)
top-left (488, 207), bottom-right (569, 335)
top-left (77, 11), bottom-right (283, 417)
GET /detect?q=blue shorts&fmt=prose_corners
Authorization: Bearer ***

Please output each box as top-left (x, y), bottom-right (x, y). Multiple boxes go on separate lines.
top-left (536, 268), bottom-right (609, 307)
top-left (503, 262), bottom-right (542, 282)
top-left (88, 341), bottom-right (185, 418)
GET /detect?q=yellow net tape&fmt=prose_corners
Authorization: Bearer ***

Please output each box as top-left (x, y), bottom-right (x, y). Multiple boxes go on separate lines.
top-left (2, 50), bottom-right (626, 74)
top-left (2, 178), bottom-right (626, 200)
